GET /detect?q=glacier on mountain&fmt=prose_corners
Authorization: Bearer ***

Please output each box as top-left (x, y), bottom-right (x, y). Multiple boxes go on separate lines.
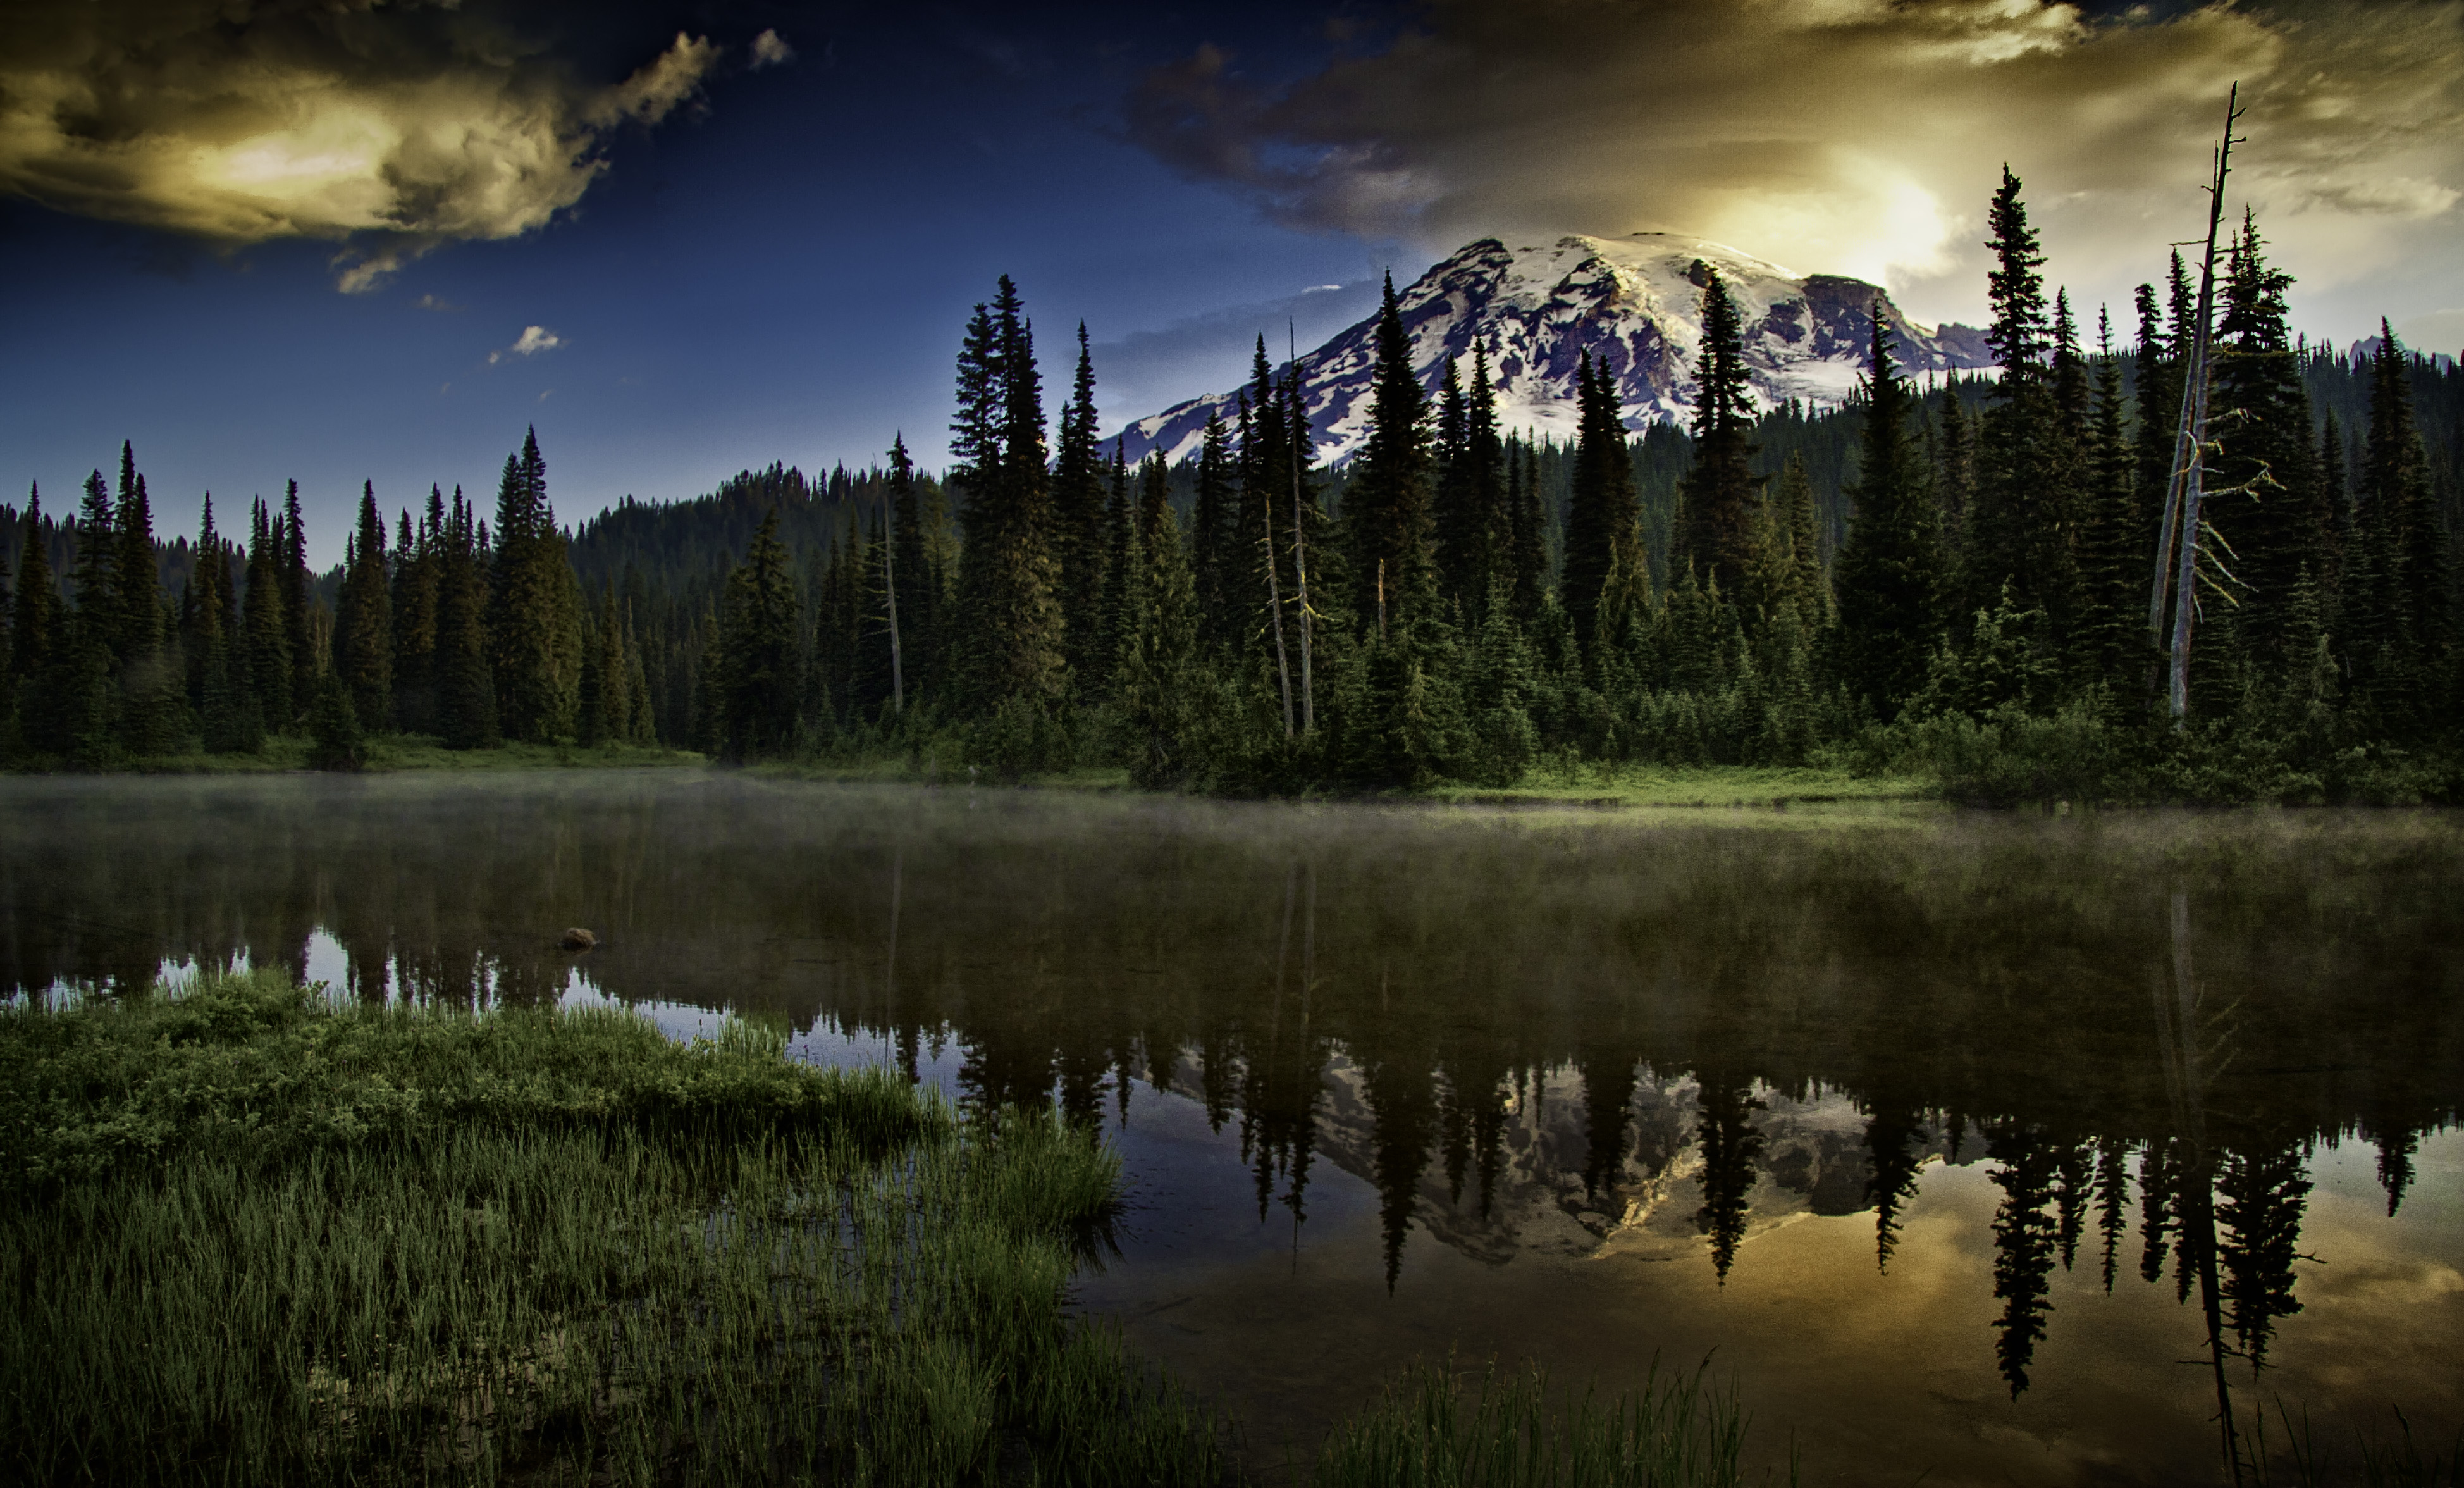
top-left (1115, 233), bottom-right (1994, 468)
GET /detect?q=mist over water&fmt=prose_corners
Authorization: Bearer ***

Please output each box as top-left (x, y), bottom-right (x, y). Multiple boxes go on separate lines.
top-left (4, 771), bottom-right (2458, 1484)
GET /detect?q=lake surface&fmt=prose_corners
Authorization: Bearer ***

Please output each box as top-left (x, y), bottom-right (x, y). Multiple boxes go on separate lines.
top-left (4, 771), bottom-right (2458, 1485)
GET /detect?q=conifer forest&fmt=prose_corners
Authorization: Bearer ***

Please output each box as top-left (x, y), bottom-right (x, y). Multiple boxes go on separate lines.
top-left (3, 172), bottom-right (2460, 803)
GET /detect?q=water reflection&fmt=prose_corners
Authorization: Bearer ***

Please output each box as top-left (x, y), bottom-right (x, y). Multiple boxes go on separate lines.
top-left (4, 773), bottom-right (2457, 1468)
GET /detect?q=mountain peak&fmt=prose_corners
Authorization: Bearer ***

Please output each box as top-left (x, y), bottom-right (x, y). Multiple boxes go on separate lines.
top-left (1116, 233), bottom-right (1992, 468)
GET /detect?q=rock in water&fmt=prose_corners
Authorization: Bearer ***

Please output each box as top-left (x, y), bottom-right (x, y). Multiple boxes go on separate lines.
top-left (560, 928), bottom-right (598, 951)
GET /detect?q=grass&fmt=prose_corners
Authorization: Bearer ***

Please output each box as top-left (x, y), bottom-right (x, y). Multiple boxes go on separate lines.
top-left (0, 972), bottom-right (1223, 1486)
top-left (42, 734), bottom-right (706, 774)
top-left (1312, 1356), bottom-right (1768, 1488)
top-left (0, 972), bottom-right (1784, 1487)
top-left (1418, 760), bottom-right (1935, 812)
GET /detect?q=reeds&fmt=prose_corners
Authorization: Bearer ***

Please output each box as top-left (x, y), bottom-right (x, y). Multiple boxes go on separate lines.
top-left (1312, 1356), bottom-right (1768, 1488)
top-left (0, 971), bottom-right (1226, 1485)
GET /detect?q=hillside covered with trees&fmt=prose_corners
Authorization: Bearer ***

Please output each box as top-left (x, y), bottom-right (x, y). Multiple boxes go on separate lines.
top-left (3, 171), bottom-right (2458, 801)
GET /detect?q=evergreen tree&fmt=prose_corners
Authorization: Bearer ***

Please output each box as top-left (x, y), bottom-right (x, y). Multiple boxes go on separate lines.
top-left (392, 488), bottom-right (444, 734)
top-left (1341, 273), bottom-right (1438, 637)
top-left (334, 481), bottom-right (394, 730)
top-left (1563, 352), bottom-right (1644, 654)
top-left (1675, 265), bottom-right (1761, 600)
top-left (718, 507), bottom-right (804, 759)
top-left (114, 444), bottom-right (161, 669)
top-left (242, 499), bottom-right (293, 731)
top-left (1092, 447), bottom-right (1133, 704)
top-left (1773, 453), bottom-right (1829, 624)
top-left (1835, 309), bottom-right (1945, 720)
top-left (1935, 389), bottom-right (1974, 564)
top-left (7, 488), bottom-right (58, 717)
top-left (2207, 218), bottom-right (2319, 677)
top-left (1964, 169), bottom-right (2075, 647)
top-left (71, 469), bottom-right (116, 650)
top-left (486, 429), bottom-right (579, 741)
top-left (2071, 310), bottom-right (2144, 701)
top-left (1052, 326), bottom-right (1109, 690)
top-left (1192, 409), bottom-right (1236, 652)
top-left (953, 277), bottom-right (1067, 709)
top-left (1118, 457), bottom-right (1204, 786)
top-left (1507, 440), bottom-right (1547, 616)
top-left (2356, 323), bottom-right (2451, 728)
top-left (884, 436), bottom-right (931, 712)
top-left (280, 480), bottom-right (317, 714)
top-left (434, 487), bottom-right (498, 749)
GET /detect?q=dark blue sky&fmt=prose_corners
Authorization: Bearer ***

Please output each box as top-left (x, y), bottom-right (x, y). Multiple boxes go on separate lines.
top-left (5, 0), bottom-right (2456, 563)
top-left (2, 3), bottom-right (1403, 562)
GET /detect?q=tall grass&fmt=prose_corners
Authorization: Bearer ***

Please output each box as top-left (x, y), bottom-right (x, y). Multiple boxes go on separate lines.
top-left (1312, 1356), bottom-right (1769, 1488)
top-left (0, 972), bottom-right (1224, 1485)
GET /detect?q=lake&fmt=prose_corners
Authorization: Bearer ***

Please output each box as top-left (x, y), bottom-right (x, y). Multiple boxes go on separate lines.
top-left (4, 771), bottom-right (2458, 1485)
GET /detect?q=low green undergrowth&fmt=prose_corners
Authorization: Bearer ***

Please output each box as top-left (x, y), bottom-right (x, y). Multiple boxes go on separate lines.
top-left (0, 973), bottom-right (1222, 1486)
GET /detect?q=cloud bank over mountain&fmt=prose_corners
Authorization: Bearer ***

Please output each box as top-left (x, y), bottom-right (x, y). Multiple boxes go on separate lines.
top-left (1127, 0), bottom-right (2463, 330)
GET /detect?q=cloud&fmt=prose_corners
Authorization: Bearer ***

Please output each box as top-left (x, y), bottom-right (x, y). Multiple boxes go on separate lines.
top-left (749, 30), bottom-right (796, 70)
top-left (0, 4), bottom-right (722, 291)
top-left (488, 324), bottom-right (561, 363)
top-left (1126, 1), bottom-right (2464, 325)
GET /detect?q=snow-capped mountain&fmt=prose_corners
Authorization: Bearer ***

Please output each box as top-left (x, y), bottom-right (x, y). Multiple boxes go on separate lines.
top-left (1116, 233), bottom-right (1995, 468)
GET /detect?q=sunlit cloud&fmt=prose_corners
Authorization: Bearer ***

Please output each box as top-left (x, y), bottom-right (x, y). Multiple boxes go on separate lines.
top-left (749, 30), bottom-right (796, 70)
top-left (488, 325), bottom-right (562, 364)
top-left (0, 4), bottom-right (722, 292)
top-left (1126, 0), bottom-right (2464, 326)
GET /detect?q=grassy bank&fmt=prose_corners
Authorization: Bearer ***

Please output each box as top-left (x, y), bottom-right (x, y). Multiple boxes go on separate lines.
top-left (7, 734), bottom-right (705, 774)
top-left (0, 973), bottom-right (1219, 1485)
top-left (1, 975), bottom-right (1769, 1486)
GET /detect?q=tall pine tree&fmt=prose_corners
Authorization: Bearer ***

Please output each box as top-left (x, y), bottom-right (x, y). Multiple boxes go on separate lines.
top-left (1835, 309), bottom-right (1944, 719)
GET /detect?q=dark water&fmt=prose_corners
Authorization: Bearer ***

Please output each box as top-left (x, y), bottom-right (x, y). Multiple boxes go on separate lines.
top-left (5, 772), bottom-right (2459, 1485)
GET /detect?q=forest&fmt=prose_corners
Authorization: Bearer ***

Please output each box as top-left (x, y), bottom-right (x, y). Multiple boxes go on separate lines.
top-left (2, 170), bottom-right (2458, 802)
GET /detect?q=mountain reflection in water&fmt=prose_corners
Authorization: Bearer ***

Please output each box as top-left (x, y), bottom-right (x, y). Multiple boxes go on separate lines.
top-left (5, 773), bottom-right (2458, 1480)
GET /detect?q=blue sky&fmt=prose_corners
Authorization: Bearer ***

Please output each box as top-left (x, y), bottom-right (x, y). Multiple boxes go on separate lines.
top-left (4, 1), bottom-right (2457, 564)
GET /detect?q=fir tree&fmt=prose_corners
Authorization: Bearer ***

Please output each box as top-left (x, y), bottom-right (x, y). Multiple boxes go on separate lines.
top-left (1935, 389), bottom-right (1974, 563)
top-left (1092, 446), bottom-right (1133, 704)
top-left (717, 507), bottom-right (803, 759)
top-left (487, 430), bottom-right (579, 741)
top-left (114, 444), bottom-right (161, 669)
top-left (1342, 273), bottom-right (1438, 636)
top-left (1965, 168), bottom-right (2074, 643)
top-left (334, 481), bottom-right (394, 730)
top-left (241, 499), bottom-right (292, 731)
top-left (953, 277), bottom-right (1067, 709)
top-left (392, 488), bottom-right (444, 733)
top-left (2071, 310), bottom-right (2144, 701)
top-left (280, 480), bottom-right (317, 714)
top-left (1118, 458), bottom-right (1204, 786)
top-left (1773, 453), bottom-right (1829, 624)
top-left (1563, 352), bottom-right (1644, 655)
top-left (7, 488), bottom-right (58, 705)
top-left (1507, 440), bottom-right (1547, 616)
top-left (1835, 309), bottom-right (1945, 720)
top-left (1052, 326), bottom-right (1109, 690)
top-left (1675, 265), bottom-right (1761, 601)
top-left (1192, 408), bottom-right (1236, 652)
top-left (2207, 218), bottom-right (2318, 676)
top-left (434, 487), bottom-right (498, 749)
top-left (2356, 323), bottom-right (2451, 728)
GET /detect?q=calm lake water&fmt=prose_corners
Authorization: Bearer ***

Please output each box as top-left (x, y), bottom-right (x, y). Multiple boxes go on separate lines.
top-left (4, 771), bottom-right (2459, 1485)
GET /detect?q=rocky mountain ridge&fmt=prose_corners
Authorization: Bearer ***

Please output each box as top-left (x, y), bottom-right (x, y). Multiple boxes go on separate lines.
top-left (1116, 232), bottom-right (1995, 468)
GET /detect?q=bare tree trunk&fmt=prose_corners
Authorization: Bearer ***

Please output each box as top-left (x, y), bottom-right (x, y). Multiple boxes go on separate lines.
top-left (1290, 326), bottom-right (1316, 735)
top-left (884, 502), bottom-right (905, 715)
top-left (1266, 502), bottom-right (1295, 739)
top-left (2153, 85), bottom-right (2242, 726)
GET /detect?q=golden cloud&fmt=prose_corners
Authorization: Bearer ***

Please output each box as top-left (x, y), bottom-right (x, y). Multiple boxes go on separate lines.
top-left (1129, 0), bottom-right (2464, 318)
top-left (0, 2), bottom-right (722, 290)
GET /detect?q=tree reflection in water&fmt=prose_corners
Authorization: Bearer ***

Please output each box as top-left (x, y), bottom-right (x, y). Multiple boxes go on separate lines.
top-left (4, 774), bottom-right (2455, 1453)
